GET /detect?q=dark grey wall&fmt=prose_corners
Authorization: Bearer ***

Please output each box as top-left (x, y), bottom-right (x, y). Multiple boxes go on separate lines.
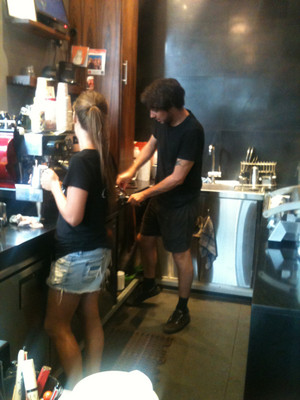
top-left (135, 0), bottom-right (300, 187)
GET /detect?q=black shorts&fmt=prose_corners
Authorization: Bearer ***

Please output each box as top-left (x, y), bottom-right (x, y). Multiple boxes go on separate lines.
top-left (140, 197), bottom-right (198, 253)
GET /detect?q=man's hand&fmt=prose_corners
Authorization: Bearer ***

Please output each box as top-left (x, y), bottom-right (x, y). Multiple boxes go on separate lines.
top-left (117, 136), bottom-right (157, 190)
top-left (128, 191), bottom-right (146, 206)
top-left (116, 170), bottom-right (135, 191)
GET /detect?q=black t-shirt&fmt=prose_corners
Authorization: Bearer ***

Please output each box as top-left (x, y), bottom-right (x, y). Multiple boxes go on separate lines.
top-left (153, 111), bottom-right (204, 207)
top-left (55, 149), bottom-right (110, 259)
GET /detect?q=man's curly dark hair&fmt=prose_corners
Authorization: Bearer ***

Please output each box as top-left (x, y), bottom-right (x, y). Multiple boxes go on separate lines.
top-left (140, 78), bottom-right (185, 111)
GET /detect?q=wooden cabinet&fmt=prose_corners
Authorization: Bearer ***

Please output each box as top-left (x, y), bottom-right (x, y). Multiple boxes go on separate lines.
top-left (69, 0), bottom-right (138, 171)
top-left (120, 0), bottom-right (139, 171)
top-left (0, 256), bottom-right (51, 367)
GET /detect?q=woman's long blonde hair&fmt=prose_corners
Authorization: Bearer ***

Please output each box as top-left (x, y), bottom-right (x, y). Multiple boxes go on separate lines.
top-left (73, 90), bottom-right (116, 209)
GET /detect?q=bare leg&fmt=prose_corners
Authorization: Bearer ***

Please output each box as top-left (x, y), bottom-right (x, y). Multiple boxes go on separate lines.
top-left (77, 291), bottom-right (104, 377)
top-left (44, 289), bottom-right (82, 389)
top-left (172, 249), bottom-right (194, 298)
top-left (137, 233), bottom-right (157, 278)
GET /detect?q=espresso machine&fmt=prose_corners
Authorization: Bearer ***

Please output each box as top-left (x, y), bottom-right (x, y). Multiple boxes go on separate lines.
top-left (0, 114), bottom-right (19, 189)
top-left (15, 132), bottom-right (77, 220)
top-left (0, 115), bottom-right (77, 220)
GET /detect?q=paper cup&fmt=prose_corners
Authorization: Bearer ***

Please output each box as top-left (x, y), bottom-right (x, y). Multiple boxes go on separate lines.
top-left (35, 77), bottom-right (48, 99)
top-left (117, 270), bottom-right (125, 291)
top-left (56, 82), bottom-right (69, 99)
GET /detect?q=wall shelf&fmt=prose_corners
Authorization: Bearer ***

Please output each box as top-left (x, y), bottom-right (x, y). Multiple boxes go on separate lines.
top-left (7, 76), bottom-right (37, 87)
top-left (7, 76), bottom-right (84, 95)
top-left (11, 19), bottom-right (70, 41)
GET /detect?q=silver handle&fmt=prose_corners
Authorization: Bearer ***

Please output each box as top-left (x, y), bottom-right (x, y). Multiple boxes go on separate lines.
top-left (122, 60), bottom-right (128, 85)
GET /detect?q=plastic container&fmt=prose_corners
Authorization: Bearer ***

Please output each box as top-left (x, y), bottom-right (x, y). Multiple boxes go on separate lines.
top-left (117, 270), bottom-right (125, 291)
top-left (137, 160), bottom-right (151, 182)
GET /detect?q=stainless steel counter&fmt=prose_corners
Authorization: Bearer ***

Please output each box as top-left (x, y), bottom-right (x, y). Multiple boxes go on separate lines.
top-left (159, 186), bottom-right (265, 297)
top-left (202, 181), bottom-right (265, 201)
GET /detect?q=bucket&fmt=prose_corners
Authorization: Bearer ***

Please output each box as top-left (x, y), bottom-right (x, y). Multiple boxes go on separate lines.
top-left (72, 370), bottom-right (159, 400)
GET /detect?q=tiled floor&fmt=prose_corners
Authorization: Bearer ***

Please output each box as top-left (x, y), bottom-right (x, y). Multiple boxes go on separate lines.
top-left (101, 288), bottom-right (251, 400)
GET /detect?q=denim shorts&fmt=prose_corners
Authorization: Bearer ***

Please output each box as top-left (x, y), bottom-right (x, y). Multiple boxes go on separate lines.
top-left (47, 247), bottom-right (111, 294)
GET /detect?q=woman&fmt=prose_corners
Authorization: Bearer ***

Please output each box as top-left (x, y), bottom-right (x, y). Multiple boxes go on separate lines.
top-left (41, 91), bottom-right (115, 389)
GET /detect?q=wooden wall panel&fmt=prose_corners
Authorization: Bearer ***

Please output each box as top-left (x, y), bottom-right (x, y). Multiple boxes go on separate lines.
top-left (69, 0), bottom-right (122, 168)
top-left (120, 0), bottom-right (139, 171)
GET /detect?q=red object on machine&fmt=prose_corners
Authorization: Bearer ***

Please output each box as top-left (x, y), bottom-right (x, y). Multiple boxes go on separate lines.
top-left (134, 141), bottom-right (147, 151)
top-left (0, 132), bottom-right (17, 188)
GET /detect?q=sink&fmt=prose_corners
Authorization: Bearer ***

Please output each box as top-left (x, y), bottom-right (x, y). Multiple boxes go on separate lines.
top-left (202, 180), bottom-right (240, 191)
top-left (201, 179), bottom-right (265, 200)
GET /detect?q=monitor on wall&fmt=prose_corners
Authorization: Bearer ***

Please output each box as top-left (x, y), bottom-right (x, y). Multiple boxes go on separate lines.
top-left (35, 0), bottom-right (69, 31)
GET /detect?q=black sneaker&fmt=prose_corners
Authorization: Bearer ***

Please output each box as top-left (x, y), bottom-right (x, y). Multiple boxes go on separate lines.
top-left (163, 308), bottom-right (190, 334)
top-left (126, 282), bottom-right (161, 306)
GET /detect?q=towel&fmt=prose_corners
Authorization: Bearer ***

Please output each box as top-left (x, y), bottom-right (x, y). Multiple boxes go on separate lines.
top-left (9, 214), bottom-right (44, 229)
top-left (194, 215), bottom-right (217, 270)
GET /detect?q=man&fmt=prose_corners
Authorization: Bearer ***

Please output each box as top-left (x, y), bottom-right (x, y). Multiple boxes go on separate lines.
top-left (117, 78), bottom-right (204, 334)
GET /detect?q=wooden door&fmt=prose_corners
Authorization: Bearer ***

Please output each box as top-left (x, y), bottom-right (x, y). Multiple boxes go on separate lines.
top-left (68, 0), bottom-right (138, 171)
top-left (120, 0), bottom-right (138, 171)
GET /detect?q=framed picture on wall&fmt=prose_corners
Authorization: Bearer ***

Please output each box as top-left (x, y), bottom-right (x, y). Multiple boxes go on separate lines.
top-left (71, 46), bottom-right (89, 68)
top-left (87, 49), bottom-right (107, 76)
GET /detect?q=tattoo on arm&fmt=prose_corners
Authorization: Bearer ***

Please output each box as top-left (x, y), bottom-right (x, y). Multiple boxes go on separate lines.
top-left (175, 159), bottom-right (182, 166)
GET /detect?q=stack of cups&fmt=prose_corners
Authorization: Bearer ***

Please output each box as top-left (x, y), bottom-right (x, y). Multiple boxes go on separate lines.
top-left (35, 77), bottom-right (48, 99)
top-left (44, 84), bottom-right (56, 131)
top-left (44, 98), bottom-right (56, 131)
top-left (56, 82), bottom-right (73, 132)
top-left (31, 77), bottom-right (49, 133)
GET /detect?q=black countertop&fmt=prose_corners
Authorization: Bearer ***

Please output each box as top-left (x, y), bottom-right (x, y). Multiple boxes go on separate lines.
top-left (0, 222), bottom-right (56, 253)
top-left (252, 223), bottom-right (300, 312)
top-left (0, 179), bottom-right (151, 277)
top-left (245, 221), bottom-right (300, 400)
top-left (0, 222), bottom-right (56, 278)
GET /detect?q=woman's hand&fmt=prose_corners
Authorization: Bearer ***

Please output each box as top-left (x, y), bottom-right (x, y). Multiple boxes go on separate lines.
top-left (41, 168), bottom-right (87, 226)
top-left (41, 168), bottom-right (59, 192)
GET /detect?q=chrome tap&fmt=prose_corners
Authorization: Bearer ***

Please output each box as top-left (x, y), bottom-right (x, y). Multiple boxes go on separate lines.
top-left (208, 144), bottom-right (221, 183)
top-left (208, 145), bottom-right (215, 172)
